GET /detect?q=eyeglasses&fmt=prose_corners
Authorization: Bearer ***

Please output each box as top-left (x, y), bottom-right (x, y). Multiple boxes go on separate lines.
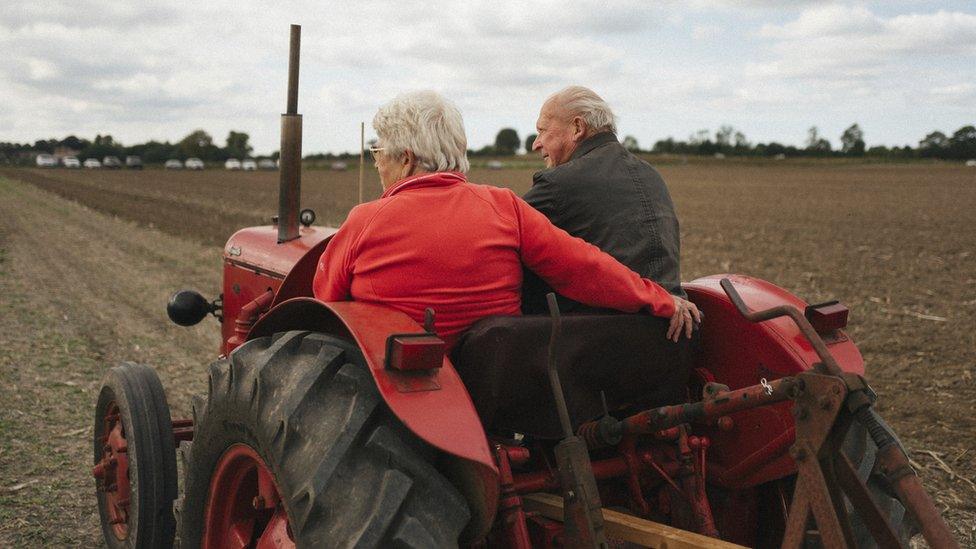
top-left (368, 146), bottom-right (385, 161)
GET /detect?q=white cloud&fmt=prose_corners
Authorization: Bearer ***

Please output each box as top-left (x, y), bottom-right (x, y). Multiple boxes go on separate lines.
top-left (0, 1), bottom-right (972, 152)
top-left (759, 5), bottom-right (881, 39)
top-left (691, 24), bottom-right (722, 40)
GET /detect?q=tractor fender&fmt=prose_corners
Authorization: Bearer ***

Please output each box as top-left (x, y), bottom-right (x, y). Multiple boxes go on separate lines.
top-left (684, 274), bottom-right (864, 489)
top-left (248, 297), bottom-right (500, 538)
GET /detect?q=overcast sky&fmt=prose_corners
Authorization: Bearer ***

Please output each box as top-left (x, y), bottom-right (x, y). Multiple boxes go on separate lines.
top-left (2, 1), bottom-right (974, 155)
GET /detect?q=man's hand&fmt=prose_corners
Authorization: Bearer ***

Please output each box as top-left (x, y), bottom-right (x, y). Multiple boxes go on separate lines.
top-left (667, 296), bottom-right (702, 342)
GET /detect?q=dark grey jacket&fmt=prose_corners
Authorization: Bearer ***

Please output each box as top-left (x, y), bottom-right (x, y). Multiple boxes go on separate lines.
top-left (522, 132), bottom-right (684, 314)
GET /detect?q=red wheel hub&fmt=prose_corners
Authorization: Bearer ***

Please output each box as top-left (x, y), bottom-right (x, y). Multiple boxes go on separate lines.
top-left (204, 443), bottom-right (295, 549)
top-left (92, 402), bottom-right (132, 540)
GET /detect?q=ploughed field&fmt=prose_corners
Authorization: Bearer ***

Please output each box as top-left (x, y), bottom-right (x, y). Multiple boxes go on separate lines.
top-left (0, 161), bottom-right (974, 546)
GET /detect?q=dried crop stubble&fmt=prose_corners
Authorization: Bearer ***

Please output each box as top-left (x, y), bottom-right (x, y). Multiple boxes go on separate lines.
top-left (0, 177), bottom-right (219, 546)
top-left (1, 161), bottom-right (974, 543)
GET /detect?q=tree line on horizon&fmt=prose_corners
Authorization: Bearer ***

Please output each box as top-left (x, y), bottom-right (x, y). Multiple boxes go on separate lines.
top-left (3, 123), bottom-right (976, 165)
top-left (0, 130), bottom-right (258, 165)
top-left (497, 123), bottom-right (976, 161)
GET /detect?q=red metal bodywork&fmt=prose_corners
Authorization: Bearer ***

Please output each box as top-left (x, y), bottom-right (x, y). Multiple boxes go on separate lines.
top-left (219, 225), bottom-right (336, 355)
top-left (219, 225), bottom-right (499, 538)
top-left (214, 225), bottom-right (871, 546)
top-left (684, 274), bottom-right (864, 490)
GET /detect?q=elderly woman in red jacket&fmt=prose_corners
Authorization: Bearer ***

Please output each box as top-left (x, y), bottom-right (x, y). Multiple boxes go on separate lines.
top-left (313, 91), bottom-right (699, 350)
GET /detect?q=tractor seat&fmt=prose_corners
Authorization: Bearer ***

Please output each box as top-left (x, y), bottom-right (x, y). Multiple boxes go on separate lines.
top-left (451, 314), bottom-right (696, 439)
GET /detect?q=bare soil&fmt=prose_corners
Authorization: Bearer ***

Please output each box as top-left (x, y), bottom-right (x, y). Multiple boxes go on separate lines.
top-left (0, 161), bottom-right (973, 546)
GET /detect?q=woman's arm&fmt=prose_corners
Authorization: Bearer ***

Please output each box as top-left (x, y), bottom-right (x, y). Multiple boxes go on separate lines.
top-left (513, 192), bottom-right (677, 318)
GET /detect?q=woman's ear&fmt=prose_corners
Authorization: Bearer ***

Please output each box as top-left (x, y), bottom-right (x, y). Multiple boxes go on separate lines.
top-left (401, 149), bottom-right (415, 168)
top-left (400, 149), bottom-right (417, 177)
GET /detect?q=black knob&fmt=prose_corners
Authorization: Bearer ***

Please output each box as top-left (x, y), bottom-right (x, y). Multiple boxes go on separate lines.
top-left (167, 290), bottom-right (211, 326)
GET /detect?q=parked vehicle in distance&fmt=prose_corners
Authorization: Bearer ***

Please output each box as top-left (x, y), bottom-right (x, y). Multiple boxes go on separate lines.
top-left (330, 161), bottom-right (348, 171)
top-left (257, 158), bottom-right (277, 170)
top-left (241, 158), bottom-right (258, 171)
top-left (83, 158), bottom-right (102, 169)
top-left (164, 159), bottom-right (183, 169)
top-left (224, 158), bottom-right (241, 170)
top-left (185, 158), bottom-right (205, 170)
top-left (486, 160), bottom-right (504, 170)
top-left (62, 156), bottom-right (81, 168)
top-left (36, 153), bottom-right (57, 167)
top-left (103, 156), bottom-right (123, 169)
top-left (126, 156), bottom-right (143, 169)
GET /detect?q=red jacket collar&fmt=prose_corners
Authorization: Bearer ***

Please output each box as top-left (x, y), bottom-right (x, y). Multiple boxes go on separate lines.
top-left (381, 171), bottom-right (466, 198)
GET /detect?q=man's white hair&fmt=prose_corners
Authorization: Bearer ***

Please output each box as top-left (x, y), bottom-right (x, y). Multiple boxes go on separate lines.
top-left (372, 90), bottom-right (470, 173)
top-left (547, 86), bottom-right (617, 135)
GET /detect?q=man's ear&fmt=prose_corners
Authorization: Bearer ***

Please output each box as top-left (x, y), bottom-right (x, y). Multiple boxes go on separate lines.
top-left (572, 116), bottom-right (587, 142)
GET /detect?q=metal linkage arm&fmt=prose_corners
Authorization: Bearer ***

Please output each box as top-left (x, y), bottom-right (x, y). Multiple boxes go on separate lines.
top-left (720, 278), bottom-right (959, 549)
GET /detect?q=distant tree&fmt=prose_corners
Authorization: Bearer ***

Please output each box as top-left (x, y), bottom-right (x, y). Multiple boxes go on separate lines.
top-left (949, 125), bottom-right (976, 160)
top-left (130, 140), bottom-right (179, 163)
top-left (33, 138), bottom-right (59, 153)
top-left (715, 125), bottom-right (734, 148)
top-left (759, 142), bottom-right (787, 157)
top-left (494, 128), bottom-right (520, 155)
top-left (805, 126), bottom-right (832, 155)
top-left (918, 131), bottom-right (949, 158)
top-left (805, 126), bottom-right (821, 149)
top-left (59, 135), bottom-right (88, 151)
top-left (179, 129), bottom-right (219, 160)
top-left (622, 135), bottom-right (640, 152)
top-left (84, 134), bottom-right (125, 159)
top-left (690, 129), bottom-right (710, 145)
top-left (733, 131), bottom-right (750, 151)
top-left (653, 137), bottom-right (676, 153)
top-left (840, 124), bottom-right (865, 156)
top-left (866, 145), bottom-right (890, 157)
top-left (524, 133), bottom-right (537, 152)
top-left (225, 131), bottom-right (253, 159)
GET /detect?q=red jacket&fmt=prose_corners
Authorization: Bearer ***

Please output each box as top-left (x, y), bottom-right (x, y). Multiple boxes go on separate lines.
top-left (313, 172), bottom-right (676, 349)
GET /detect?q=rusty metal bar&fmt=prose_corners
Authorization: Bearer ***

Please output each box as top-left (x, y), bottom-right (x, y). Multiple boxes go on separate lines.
top-left (286, 24), bottom-right (300, 115)
top-left (545, 293), bottom-right (573, 439)
top-left (834, 452), bottom-right (903, 548)
top-left (615, 377), bottom-right (800, 440)
top-left (278, 24), bottom-right (302, 243)
top-left (876, 444), bottom-right (960, 549)
top-left (720, 278), bottom-right (960, 549)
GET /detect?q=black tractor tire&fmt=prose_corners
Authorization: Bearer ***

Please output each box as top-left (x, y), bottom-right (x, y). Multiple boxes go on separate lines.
top-left (176, 330), bottom-right (471, 548)
top-left (94, 362), bottom-right (178, 549)
top-left (840, 418), bottom-right (917, 548)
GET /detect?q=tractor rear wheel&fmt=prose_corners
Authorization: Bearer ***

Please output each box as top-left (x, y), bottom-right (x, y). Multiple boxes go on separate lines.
top-left (93, 362), bottom-right (178, 549)
top-left (841, 419), bottom-right (917, 548)
top-left (176, 331), bottom-right (471, 548)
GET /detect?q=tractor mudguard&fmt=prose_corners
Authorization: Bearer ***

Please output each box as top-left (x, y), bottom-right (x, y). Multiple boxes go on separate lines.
top-left (684, 274), bottom-right (865, 489)
top-left (248, 297), bottom-right (500, 539)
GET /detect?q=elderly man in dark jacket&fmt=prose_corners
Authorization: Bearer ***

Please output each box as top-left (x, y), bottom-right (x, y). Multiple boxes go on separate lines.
top-left (522, 86), bottom-right (688, 316)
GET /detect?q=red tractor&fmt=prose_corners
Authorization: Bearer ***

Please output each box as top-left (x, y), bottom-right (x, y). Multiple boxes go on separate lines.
top-left (92, 26), bottom-right (958, 549)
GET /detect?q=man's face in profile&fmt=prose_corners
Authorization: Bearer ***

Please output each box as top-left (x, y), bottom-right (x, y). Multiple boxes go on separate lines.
top-left (533, 100), bottom-right (579, 168)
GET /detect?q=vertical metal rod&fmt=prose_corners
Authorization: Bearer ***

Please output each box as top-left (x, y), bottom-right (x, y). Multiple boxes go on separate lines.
top-left (278, 24), bottom-right (302, 243)
top-left (546, 293), bottom-right (574, 439)
top-left (286, 25), bottom-right (300, 115)
top-left (359, 122), bottom-right (365, 204)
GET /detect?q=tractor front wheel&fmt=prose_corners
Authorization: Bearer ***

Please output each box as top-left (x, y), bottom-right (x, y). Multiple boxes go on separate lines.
top-left (176, 331), bottom-right (471, 548)
top-left (93, 362), bottom-right (178, 548)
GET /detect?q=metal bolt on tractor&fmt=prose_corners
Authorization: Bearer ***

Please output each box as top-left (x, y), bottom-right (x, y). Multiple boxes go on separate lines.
top-left (92, 25), bottom-right (960, 549)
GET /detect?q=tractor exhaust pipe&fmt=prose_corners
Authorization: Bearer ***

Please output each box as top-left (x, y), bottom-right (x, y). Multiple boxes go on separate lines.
top-left (278, 24), bottom-right (302, 243)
